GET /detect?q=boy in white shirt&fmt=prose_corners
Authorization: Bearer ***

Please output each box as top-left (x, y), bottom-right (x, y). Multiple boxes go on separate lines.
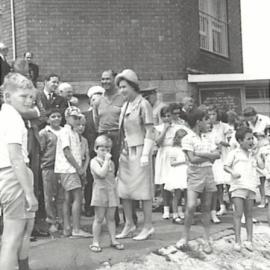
top-left (0, 73), bottom-right (38, 270)
top-left (224, 127), bottom-right (260, 251)
top-left (55, 106), bottom-right (91, 238)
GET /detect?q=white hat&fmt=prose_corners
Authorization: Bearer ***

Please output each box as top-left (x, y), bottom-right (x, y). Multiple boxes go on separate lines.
top-left (87, 86), bottom-right (105, 98)
top-left (115, 69), bottom-right (139, 87)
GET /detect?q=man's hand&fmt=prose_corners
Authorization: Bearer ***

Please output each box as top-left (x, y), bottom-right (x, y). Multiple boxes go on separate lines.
top-left (25, 193), bottom-right (39, 212)
top-left (105, 153), bottom-right (112, 161)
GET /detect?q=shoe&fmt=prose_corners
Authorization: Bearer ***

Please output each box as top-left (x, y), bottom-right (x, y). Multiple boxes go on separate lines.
top-left (133, 227), bottom-right (154, 241)
top-left (234, 242), bottom-right (241, 252)
top-left (116, 225), bottom-right (136, 239)
top-left (31, 228), bottom-right (50, 237)
top-left (111, 242), bottom-right (125, 250)
top-left (175, 238), bottom-right (189, 251)
top-left (243, 241), bottom-right (253, 251)
top-left (162, 212), bottom-right (170, 219)
top-left (178, 212), bottom-right (185, 220)
top-left (258, 204), bottom-right (265, 208)
top-left (172, 217), bottom-right (184, 225)
top-left (211, 211), bottom-right (221, 224)
top-left (49, 224), bottom-right (58, 233)
top-left (217, 205), bottom-right (227, 216)
top-left (89, 244), bottom-right (102, 253)
top-left (203, 241), bottom-right (213, 254)
top-left (70, 229), bottom-right (92, 238)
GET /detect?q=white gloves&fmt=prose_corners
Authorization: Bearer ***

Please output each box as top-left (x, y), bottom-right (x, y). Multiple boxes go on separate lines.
top-left (140, 138), bottom-right (154, 167)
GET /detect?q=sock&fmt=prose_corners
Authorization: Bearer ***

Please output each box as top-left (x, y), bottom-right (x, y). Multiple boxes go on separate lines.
top-left (163, 206), bottom-right (170, 214)
top-left (178, 206), bottom-right (183, 214)
top-left (18, 258), bottom-right (30, 270)
top-left (173, 213), bottom-right (178, 219)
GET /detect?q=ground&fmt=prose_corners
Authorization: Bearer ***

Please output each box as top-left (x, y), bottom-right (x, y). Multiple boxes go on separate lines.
top-left (28, 207), bottom-right (270, 270)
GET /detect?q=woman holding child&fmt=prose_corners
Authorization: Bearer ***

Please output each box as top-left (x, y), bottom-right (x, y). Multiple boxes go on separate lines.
top-left (115, 69), bottom-right (155, 241)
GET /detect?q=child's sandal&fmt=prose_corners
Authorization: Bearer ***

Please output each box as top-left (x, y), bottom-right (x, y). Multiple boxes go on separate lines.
top-left (111, 243), bottom-right (124, 250)
top-left (172, 217), bottom-right (184, 225)
top-left (89, 244), bottom-right (102, 253)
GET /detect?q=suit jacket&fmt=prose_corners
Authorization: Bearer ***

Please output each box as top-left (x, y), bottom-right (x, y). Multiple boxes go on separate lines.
top-left (29, 62), bottom-right (39, 87)
top-left (0, 57), bottom-right (11, 85)
top-left (83, 109), bottom-right (97, 158)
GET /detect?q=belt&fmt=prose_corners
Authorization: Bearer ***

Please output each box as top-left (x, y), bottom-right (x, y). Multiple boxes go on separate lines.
top-left (99, 129), bottom-right (119, 136)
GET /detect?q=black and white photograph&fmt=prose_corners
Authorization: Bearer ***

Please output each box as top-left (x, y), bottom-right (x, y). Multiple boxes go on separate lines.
top-left (0, 0), bottom-right (270, 269)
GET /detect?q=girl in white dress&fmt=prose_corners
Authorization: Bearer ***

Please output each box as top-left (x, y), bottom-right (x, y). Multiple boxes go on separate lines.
top-left (155, 106), bottom-right (182, 219)
top-left (208, 106), bottom-right (233, 223)
top-left (164, 129), bottom-right (188, 223)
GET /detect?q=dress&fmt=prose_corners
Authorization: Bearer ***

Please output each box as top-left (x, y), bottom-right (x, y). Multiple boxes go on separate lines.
top-left (91, 157), bottom-right (119, 207)
top-left (210, 122), bottom-right (233, 185)
top-left (164, 146), bottom-right (187, 191)
top-left (154, 123), bottom-right (182, 185)
top-left (118, 95), bottom-right (154, 200)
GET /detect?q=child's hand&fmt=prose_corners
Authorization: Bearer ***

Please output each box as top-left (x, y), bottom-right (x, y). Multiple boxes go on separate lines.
top-left (105, 153), bottom-right (112, 161)
top-left (232, 172), bottom-right (241, 179)
top-left (164, 122), bottom-right (171, 130)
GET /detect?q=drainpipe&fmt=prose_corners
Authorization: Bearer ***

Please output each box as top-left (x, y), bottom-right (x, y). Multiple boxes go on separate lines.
top-left (10, 0), bottom-right (16, 60)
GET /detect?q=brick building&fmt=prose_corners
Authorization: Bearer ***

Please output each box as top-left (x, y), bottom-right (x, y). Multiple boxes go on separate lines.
top-left (0, 0), bottom-right (243, 104)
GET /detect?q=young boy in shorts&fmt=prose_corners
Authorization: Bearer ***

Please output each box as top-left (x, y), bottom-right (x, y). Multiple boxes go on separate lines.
top-left (224, 127), bottom-right (259, 251)
top-left (175, 110), bottom-right (220, 254)
top-left (55, 106), bottom-right (91, 238)
top-left (39, 108), bottom-right (63, 233)
top-left (0, 73), bottom-right (38, 270)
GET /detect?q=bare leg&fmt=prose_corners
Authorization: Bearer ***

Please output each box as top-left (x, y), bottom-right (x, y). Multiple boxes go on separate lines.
top-left (106, 207), bottom-right (119, 245)
top-left (233, 197), bottom-right (244, 244)
top-left (92, 207), bottom-right (106, 246)
top-left (259, 177), bottom-right (266, 206)
top-left (267, 196), bottom-right (270, 226)
top-left (142, 199), bottom-right (152, 229)
top-left (201, 191), bottom-right (213, 242)
top-left (63, 191), bottom-right (71, 233)
top-left (183, 190), bottom-right (198, 242)
top-left (72, 188), bottom-right (82, 232)
top-left (0, 219), bottom-right (26, 270)
top-left (244, 199), bottom-right (254, 242)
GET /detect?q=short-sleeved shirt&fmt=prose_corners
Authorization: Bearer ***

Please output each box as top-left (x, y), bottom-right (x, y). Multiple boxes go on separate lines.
top-left (95, 92), bottom-right (125, 133)
top-left (182, 130), bottom-right (216, 167)
top-left (224, 148), bottom-right (258, 192)
top-left (0, 104), bottom-right (29, 168)
top-left (259, 143), bottom-right (270, 179)
top-left (55, 124), bottom-right (82, 174)
top-left (119, 95), bottom-right (153, 147)
top-left (248, 114), bottom-right (270, 134)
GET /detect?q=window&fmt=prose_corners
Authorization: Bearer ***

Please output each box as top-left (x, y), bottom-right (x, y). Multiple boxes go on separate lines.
top-left (199, 0), bottom-right (228, 57)
top-left (245, 85), bottom-right (270, 99)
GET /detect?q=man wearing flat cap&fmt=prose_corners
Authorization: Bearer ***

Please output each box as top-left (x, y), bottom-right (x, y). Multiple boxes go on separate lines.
top-left (141, 87), bottom-right (166, 126)
top-left (0, 42), bottom-right (11, 86)
top-left (82, 85), bottom-right (104, 216)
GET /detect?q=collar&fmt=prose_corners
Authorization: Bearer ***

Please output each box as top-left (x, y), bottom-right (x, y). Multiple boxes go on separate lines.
top-left (45, 125), bottom-right (61, 134)
top-left (43, 88), bottom-right (52, 98)
top-left (1, 103), bottom-right (22, 119)
top-left (126, 94), bottom-right (143, 114)
top-left (64, 124), bottom-right (75, 131)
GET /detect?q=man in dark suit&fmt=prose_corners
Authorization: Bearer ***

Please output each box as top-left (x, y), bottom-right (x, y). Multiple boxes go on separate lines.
top-left (36, 73), bottom-right (68, 128)
top-left (24, 51), bottom-right (39, 87)
top-left (82, 86), bottom-right (104, 216)
top-left (0, 42), bottom-right (11, 86)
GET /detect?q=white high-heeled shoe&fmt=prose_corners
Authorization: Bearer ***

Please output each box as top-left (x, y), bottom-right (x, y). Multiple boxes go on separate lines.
top-left (132, 227), bottom-right (154, 241)
top-left (116, 226), bottom-right (136, 239)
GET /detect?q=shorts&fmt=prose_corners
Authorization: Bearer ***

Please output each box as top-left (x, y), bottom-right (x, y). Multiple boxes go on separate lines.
top-left (60, 173), bottom-right (82, 191)
top-left (187, 166), bottom-right (217, 193)
top-left (264, 178), bottom-right (270, 197)
top-left (0, 167), bottom-right (35, 220)
top-left (231, 189), bottom-right (256, 200)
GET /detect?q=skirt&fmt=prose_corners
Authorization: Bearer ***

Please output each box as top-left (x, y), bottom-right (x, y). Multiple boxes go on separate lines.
top-left (164, 164), bottom-right (188, 191)
top-left (212, 159), bottom-right (231, 185)
top-left (154, 146), bottom-right (171, 185)
top-left (118, 145), bottom-right (154, 200)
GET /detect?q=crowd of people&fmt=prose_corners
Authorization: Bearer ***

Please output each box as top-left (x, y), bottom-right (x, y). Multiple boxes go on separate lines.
top-left (1, 41), bottom-right (270, 270)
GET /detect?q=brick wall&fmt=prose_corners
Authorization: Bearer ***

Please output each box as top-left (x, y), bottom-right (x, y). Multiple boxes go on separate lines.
top-left (1, 0), bottom-right (243, 101)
